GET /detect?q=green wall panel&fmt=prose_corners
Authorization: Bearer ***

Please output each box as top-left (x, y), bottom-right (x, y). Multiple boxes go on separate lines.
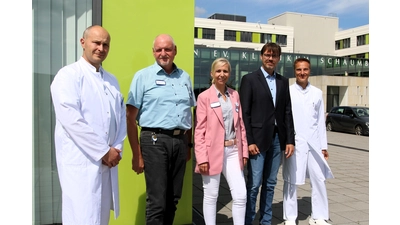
top-left (199, 27), bottom-right (203, 39)
top-left (252, 33), bottom-right (260, 43)
top-left (102, 1), bottom-right (194, 224)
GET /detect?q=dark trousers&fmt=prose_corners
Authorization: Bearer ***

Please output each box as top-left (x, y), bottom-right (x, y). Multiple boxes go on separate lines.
top-left (140, 131), bottom-right (188, 225)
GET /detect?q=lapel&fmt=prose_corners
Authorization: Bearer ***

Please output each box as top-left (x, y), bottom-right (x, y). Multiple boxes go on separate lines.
top-left (256, 68), bottom-right (274, 104)
top-left (228, 88), bottom-right (238, 128)
top-left (209, 87), bottom-right (224, 127)
top-left (275, 73), bottom-right (282, 107)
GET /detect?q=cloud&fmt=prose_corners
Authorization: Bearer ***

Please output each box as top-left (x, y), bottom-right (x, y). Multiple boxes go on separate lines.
top-left (195, 6), bottom-right (207, 17)
top-left (323, 0), bottom-right (369, 15)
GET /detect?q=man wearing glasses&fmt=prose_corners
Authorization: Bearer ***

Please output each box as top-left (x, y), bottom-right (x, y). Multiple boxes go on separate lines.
top-left (240, 42), bottom-right (295, 225)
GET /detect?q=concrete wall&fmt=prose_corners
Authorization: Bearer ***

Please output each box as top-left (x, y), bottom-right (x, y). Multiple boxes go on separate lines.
top-left (195, 17), bottom-right (294, 51)
top-left (268, 12), bottom-right (339, 55)
top-left (289, 76), bottom-right (369, 112)
top-left (195, 13), bottom-right (368, 59)
top-left (335, 25), bottom-right (369, 57)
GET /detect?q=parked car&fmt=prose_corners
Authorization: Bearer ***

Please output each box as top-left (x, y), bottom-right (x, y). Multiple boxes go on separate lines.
top-left (325, 106), bottom-right (369, 136)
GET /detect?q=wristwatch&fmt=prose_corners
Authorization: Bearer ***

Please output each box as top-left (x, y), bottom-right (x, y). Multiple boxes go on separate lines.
top-left (188, 143), bottom-right (193, 148)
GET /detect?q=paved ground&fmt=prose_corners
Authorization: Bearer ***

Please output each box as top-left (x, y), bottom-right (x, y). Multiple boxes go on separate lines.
top-left (192, 131), bottom-right (369, 225)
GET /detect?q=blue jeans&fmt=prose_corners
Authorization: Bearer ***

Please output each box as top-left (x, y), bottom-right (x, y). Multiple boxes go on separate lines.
top-left (245, 134), bottom-right (282, 225)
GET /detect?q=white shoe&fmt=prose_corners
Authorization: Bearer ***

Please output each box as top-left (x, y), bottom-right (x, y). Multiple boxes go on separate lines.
top-left (309, 218), bottom-right (332, 225)
top-left (284, 221), bottom-right (296, 225)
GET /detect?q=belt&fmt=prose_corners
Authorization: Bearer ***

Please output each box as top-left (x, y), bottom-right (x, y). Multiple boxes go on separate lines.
top-left (224, 139), bottom-right (237, 147)
top-left (141, 127), bottom-right (187, 136)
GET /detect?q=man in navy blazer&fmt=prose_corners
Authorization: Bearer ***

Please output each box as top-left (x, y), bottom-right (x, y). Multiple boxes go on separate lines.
top-left (240, 42), bottom-right (295, 225)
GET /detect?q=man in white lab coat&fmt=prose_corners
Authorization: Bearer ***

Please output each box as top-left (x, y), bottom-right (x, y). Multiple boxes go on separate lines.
top-left (50, 25), bottom-right (126, 225)
top-left (282, 58), bottom-right (334, 225)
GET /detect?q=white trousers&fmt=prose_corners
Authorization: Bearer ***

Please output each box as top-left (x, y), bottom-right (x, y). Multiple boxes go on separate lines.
top-left (283, 150), bottom-right (329, 221)
top-left (100, 165), bottom-right (112, 225)
top-left (202, 145), bottom-right (247, 225)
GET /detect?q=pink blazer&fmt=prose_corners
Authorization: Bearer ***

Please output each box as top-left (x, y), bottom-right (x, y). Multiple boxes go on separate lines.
top-left (194, 86), bottom-right (248, 176)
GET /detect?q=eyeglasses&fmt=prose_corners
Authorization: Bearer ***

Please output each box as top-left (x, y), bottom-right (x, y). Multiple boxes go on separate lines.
top-left (263, 54), bottom-right (279, 59)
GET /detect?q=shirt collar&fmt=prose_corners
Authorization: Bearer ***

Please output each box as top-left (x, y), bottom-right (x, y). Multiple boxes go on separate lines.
top-left (212, 84), bottom-right (229, 97)
top-left (80, 57), bottom-right (103, 78)
top-left (154, 62), bottom-right (178, 75)
top-left (295, 82), bottom-right (311, 92)
top-left (260, 66), bottom-right (275, 79)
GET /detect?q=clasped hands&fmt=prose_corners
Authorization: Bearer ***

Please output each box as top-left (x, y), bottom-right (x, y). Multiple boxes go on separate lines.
top-left (102, 147), bottom-right (122, 168)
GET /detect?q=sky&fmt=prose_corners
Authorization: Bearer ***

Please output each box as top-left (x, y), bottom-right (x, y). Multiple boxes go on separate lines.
top-left (195, 0), bottom-right (369, 30)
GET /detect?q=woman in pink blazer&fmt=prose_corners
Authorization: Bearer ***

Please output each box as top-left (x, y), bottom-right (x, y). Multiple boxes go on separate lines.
top-left (194, 57), bottom-right (249, 224)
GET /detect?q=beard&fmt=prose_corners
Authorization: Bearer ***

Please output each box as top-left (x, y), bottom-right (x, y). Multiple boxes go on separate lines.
top-left (157, 57), bottom-right (171, 67)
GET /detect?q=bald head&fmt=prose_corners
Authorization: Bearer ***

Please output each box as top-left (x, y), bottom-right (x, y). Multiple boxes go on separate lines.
top-left (82, 25), bottom-right (110, 40)
top-left (80, 25), bottom-right (111, 71)
top-left (152, 34), bottom-right (177, 74)
top-left (153, 34), bottom-right (175, 49)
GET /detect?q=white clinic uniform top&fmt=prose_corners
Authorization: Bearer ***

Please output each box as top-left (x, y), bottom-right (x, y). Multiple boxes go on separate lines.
top-left (283, 82), bottom-right (333, 185)
top-left (50, 57), bottom-right (126, 224)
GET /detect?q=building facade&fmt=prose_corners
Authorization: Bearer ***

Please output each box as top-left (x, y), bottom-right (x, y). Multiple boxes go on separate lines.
top-left (194, 13), bottom-right (369, 112)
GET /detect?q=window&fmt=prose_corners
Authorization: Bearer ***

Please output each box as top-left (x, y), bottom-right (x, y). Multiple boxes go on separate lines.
top-left (276, 35), bottom-right (287, 46)
top-left (33, 0), bottom-right (93, 224)
top-left (356, 53), bottom-right (366, 59)
top-left (336, 107), bottom-right (344, 114)
top-left (240, 31), bottom-right (252, 42)
top-left (344, 107), bottom-right (354, 116)
top-left (335, 40), bottom-right (340, 50)
top-left (357, 35), bottom-right (366, 46)
top-left (203, 28), bottom-right (215, 40)
top-left (335, 38), bottom-right (350, 49)
top-left (261, 33), bottom-right (272, 43)
top-left (194, 27), bottom-right (198, 38)
top-left (224, 30), bottom-right (236, 41)
top-left (343, 38), bottom-right (350, 48)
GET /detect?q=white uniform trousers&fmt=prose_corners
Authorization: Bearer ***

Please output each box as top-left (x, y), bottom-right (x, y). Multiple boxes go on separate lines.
top-left (100, 164), bottom-right (113, 225)
top-left (201, 145), bottom-right (247, 225)
top-left (283, 150), bottom-right (330, 221)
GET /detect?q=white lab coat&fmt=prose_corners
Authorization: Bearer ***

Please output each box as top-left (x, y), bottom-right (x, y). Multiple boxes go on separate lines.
top-left (50, 57), bottom-right (126, 224)
top-left (283, 83), bottom-right (333, 185)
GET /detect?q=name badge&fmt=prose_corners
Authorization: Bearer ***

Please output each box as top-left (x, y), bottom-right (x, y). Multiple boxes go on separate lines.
top-left (155, 80), bottom-right (166, 85)
top-left (210, 102), bottom-right (221, 108)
